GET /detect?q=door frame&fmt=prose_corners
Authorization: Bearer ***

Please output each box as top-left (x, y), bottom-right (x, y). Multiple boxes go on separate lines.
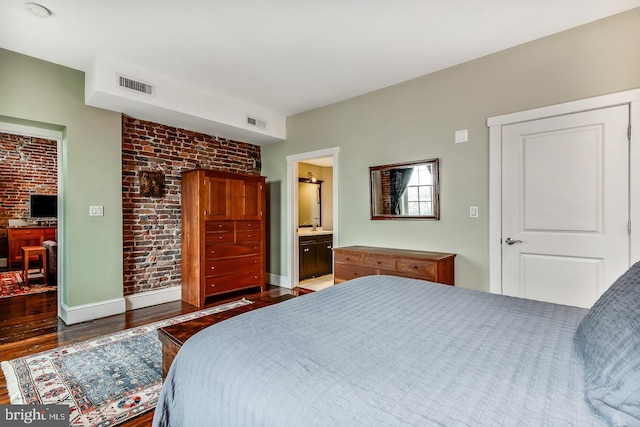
top-left (286, 147), bottom-right (340, 289)
top-left (0, 120), bottom-right (64, 317)
top-left (487, 88), bottom-right (640, 295)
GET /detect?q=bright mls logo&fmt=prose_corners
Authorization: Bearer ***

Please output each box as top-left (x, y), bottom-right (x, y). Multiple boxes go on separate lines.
top-left (1, 405), bottom-right (67, 426)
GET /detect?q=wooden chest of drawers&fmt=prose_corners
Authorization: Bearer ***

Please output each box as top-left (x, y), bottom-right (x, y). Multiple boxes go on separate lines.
top-left (333, 246), bottom-right (455, 285)
top-left (181, 169), bottom-right (266, 307)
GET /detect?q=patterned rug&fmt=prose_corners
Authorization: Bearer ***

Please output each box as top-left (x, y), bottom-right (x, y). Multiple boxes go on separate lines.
top-left (0, 269), bottom-right (57, 298)
top-left (1, 298), bottom-right (253, 426)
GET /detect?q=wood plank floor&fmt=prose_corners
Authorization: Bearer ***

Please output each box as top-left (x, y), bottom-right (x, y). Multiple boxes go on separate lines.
top-left (0, 286), bottom-right (298, 426)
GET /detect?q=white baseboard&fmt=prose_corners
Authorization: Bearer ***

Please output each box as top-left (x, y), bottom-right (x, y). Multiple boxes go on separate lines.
top-left (268, 273), bottom-right (292, 289)
top-left (59, 297), bottom-right (126, 325)
top-left (58, 286), bottom-right (182, 325)
top-left (125, 286), bottom-right (182, 311)
top-left (0, 258), bottom-right (6, 268)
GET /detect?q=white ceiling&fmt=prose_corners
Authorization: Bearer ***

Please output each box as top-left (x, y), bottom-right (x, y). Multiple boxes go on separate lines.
top-left (2, 1), bottom-right (639, 118)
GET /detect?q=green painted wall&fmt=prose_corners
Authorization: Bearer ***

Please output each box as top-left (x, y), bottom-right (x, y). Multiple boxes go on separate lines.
top-left (0, 49), bottom-right (123, 306)
top-left (263, 8), bottom-right (640, 291)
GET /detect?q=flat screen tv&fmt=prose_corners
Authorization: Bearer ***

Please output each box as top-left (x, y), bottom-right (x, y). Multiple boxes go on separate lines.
top-left (30, 194), bottom-right (57, 218)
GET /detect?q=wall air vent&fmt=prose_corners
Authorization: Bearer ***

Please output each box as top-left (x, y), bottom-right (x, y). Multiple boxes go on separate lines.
top-left (118, 75), bottom-right (155, 96)
top-left (246, 115), bottom-right (267, 129)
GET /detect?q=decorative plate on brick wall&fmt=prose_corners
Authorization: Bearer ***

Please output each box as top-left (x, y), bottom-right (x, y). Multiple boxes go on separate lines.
top-left (139, 171), bottom-right (164, 197)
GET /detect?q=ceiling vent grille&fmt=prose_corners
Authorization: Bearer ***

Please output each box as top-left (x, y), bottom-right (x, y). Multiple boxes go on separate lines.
top-left (246, 115), bottom-right (267, 129)
top-left (118, 75), bottom-right (155, 95)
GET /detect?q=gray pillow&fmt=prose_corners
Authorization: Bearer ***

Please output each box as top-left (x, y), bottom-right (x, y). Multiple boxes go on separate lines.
top-left (574, 261), bottom-right (640, 426)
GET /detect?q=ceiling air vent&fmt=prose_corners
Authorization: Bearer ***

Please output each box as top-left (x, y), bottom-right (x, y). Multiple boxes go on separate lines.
top-left (118, 75), bottom-right (155, 96)
top-left (246, 115), bottom-right (267, 129)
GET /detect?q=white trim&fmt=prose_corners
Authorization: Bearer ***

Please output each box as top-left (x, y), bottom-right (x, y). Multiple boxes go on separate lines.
top-left (0, 120), bottom-right (67, 317)
top-left (124, 286), bottom-right (182, 310)
top-left (488, 88), bottom-right (640, 127)
top-left (286, 147), bottom-right (340, 290)
top-left (0, 122), bottom-right (63, 140)
top-left (59, 297), bottom-right (126, 325)
top-left (488, 125), bottom-right (503, 295)
top-left (630, 100), bottom-right (640, 264)
top-left (488, 88), bottom-right (640, 295)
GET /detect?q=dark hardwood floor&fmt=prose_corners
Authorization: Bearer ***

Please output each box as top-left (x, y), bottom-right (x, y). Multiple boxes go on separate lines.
top-left (0, 285), bottom-right (298, 426)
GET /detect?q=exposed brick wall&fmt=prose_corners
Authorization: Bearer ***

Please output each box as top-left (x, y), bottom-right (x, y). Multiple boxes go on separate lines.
top-left (381, 170), bottom-right (391, 215)
top-left (122, 115), bottom-right (261, 296)
top-left (0, 133), bottom-right (57, 259)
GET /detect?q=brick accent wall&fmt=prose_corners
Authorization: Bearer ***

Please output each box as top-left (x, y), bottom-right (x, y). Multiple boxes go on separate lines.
top-left (0, 132), bottom-right (57, 259)
top-left (381, 170), bottom-right (391, 215)
top-left (122, 115), bottom-right (261, 296)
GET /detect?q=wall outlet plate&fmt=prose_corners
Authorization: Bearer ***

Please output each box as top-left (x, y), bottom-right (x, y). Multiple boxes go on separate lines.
top-left (89, 205), bottom-right (104, 216)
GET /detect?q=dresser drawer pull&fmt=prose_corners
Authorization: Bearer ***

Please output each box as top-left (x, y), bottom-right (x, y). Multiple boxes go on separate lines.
top-left (376, 261), bottom-right (382, 265)
top-left (211, 267), bottom-right (215, 270)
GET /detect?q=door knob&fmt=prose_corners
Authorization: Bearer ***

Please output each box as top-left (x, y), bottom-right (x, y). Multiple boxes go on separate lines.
top-left (505, 237), bottom-right (523, 245)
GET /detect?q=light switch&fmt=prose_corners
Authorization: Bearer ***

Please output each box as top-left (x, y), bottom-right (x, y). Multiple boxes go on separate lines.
top-left (469, 206), bottom-right (478, 218)
top-left (455, 129), bottom-right (468, 143)
top-left (89, 205), bottom-right (104, 216)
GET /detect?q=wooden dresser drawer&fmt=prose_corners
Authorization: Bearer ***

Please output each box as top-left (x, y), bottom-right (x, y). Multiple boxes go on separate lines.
top-left (205, 221), bottom-right (234, 232)
top-left (205, 271), bottom-right (261, 296)
top-left (396, 259), bottom-right (436, 280)
top-left (205, 256), bottom-right (261, 276)
top-left (205, 243), bottom-right (260, 259)
top-left (362, 253), bottom-right (396, 270)
top-left (334, 264), bottom-right (378, 282)
top-left (205, 232), bottom-right (235, 245)
top-left (236, 220), bottom-right (261, 231)
top-left (334, 251), bottom-right (363, 265)
top-left (236, 230), bottom-right (261, 242)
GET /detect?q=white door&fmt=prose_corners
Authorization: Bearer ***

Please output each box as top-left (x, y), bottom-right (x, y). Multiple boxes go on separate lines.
top-left (502, 105), bottom-right (629, 308)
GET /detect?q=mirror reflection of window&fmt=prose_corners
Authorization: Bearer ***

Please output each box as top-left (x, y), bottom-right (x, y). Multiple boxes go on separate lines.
top-left (402, 164), bottom-right (434, 216)
top-left (369, 158), bottom-right (439, 220)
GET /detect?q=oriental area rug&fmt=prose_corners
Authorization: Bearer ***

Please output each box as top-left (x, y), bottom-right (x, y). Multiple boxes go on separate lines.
top-left (1, 298), bottom-right (253, 426)
top-left (0, 270), bottom-right (57, 298)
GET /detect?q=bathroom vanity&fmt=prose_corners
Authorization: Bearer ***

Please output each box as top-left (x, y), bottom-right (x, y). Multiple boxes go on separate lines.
top-left (299, 232), bottom-right (333, 280)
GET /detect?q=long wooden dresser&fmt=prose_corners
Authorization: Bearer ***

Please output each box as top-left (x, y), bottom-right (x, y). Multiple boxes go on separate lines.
top-left (181, 169), bottom-right (266, 307)
top-left (333, 246), bottom-right (456, 285)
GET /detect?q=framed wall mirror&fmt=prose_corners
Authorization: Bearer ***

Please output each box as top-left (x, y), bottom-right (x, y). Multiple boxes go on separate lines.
top-left (370, 158), bottom-right (440, 220)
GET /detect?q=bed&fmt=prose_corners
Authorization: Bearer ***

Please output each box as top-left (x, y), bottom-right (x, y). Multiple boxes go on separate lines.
top-left (153, 263), bottom-right (640, 426)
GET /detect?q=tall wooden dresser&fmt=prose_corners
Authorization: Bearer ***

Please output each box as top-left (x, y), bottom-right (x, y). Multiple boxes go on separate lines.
top-left (181, 169), bottom-right (266, 307)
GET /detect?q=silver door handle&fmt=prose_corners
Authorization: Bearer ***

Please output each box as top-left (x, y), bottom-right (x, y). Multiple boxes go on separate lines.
top-left (505, 237), bottom-right (523, 245)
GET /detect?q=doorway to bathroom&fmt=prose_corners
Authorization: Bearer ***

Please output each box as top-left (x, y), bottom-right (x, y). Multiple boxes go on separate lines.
top-left (286, 147), bottom-right (340, 292)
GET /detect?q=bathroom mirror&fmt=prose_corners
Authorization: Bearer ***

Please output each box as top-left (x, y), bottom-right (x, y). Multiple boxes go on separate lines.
top-left (370, 158), bottom-right (440, 220)
top-left (298, 178), bottom-right (322, 227)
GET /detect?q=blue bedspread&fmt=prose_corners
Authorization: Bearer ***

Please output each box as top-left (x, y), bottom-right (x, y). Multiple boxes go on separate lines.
top-left (153, 275), bottom-right (607, 426)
